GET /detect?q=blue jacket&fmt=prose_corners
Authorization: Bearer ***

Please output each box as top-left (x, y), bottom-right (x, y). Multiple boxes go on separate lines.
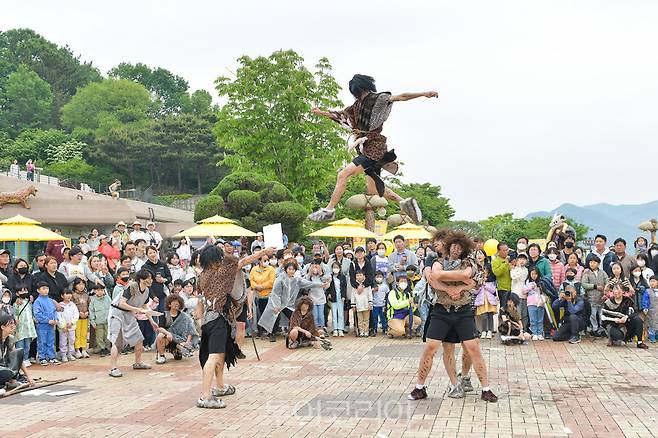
top-left (33, 295), bottom-right (57, 324)
top-left (552, 295), bottom-right (585, 321)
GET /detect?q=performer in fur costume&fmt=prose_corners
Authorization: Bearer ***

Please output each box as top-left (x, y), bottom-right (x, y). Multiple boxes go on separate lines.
top-left (308, 74), bottom-right (437, 224)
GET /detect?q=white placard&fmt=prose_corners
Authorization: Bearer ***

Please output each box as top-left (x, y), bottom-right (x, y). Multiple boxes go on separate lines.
top-left (263, 223), bottom-right (284, 249)
top-left (47, 390), bottom-right (79, 396)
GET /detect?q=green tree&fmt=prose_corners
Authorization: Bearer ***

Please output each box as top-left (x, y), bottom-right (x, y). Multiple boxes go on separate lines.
top-left (388, 180), bottom-right (455, 226)
top-left (43, 158), bottom-right (115, 189)
top-left (0, 28), bottom-right (102, 126)
top-left (213, 50), bottom-right (348, 206)
top-left (0, 129), bottom-right (71, 163)
top-left (475, 213), bottom-right (589, 245)
top-left (61, 79), bottom-right (151, 139)
top-left (180, 90), bottom-right (214, 115)
top-left (0, 65), bottom-right (52, 136)
top-left (108, 62), bottom-right (189, 116)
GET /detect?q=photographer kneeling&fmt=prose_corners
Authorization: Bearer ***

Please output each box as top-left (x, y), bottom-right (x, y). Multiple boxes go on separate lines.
top-left (602, 283), bottom-right (648, 349)
top-left (552, 285), bottom-right (586, 344)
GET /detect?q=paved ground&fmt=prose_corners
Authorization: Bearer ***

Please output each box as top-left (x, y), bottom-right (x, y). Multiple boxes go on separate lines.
top-left (1, 334), bottom-right (658, 438)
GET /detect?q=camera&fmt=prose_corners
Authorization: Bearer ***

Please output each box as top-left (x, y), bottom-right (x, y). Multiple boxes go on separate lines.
top-left (564, 290), bottom-right (571, 297)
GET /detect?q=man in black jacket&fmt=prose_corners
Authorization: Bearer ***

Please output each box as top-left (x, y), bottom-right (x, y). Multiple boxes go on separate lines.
top-left (142, 246), bottom-right (172, 313)
top-left (552, 285), bottom-right (586, 344)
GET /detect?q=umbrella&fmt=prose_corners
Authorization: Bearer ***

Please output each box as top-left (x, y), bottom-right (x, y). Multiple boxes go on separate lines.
top-left (308, 218), bottom-right (378, 239)
top-left (382, 223), bottom-right (432, 240)
top-left (0, 215), bottom-right (70, 258)
top-left (173, 215), bottom-right (257, 238)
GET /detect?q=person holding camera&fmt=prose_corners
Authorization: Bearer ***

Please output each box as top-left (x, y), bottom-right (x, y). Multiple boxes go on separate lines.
top-left (552, 284), bottom-right (587, 344)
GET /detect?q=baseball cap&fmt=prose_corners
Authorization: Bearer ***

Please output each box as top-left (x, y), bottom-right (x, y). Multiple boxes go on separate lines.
top-left (0, 249), bottom-right (10, 256)
top-left (231, 241), bottom-right (241, 247)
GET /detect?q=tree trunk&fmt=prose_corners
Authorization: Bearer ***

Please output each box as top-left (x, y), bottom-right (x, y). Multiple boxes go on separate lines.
top-left (196, 164), bottom-right (202, 195)
top-left (365, 207), bottom-right (376, 232)
top-left (177, 161), bottom-right (183, 193)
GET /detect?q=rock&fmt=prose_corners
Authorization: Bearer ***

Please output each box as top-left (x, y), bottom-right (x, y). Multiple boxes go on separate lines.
top-left (639, 219), bottom-right (658, 232)
top-left (345, 194), bottom-right (388, 210)
top-left (377, 207), bottom-right (387, 218)
top-left (387, 214), bottom-right (412, 227)
top-left (425, 226), bottom-right (437, 234)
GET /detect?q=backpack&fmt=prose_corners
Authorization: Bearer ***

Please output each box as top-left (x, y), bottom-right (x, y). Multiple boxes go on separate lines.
top-left (538, 276), bottom-right (557, 299)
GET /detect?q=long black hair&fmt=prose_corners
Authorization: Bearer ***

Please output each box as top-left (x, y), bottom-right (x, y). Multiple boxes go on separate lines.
top-left (349, 74), bottom-right (376, 98)
top-left (199, 245), bottom-right (224, 270)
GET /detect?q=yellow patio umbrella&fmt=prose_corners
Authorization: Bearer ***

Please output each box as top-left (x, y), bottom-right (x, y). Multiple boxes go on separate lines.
top-left (382, 223), bottom-right (432, 240)
top-left (308, 218), bottom-right (378, 239)
top-left (0, 215), bottom-right (70, 258)
top-left (173, 215), bottom-right (257, 238)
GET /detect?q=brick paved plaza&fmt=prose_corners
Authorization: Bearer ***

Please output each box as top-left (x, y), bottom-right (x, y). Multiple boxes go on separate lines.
top-left (1, 334), bottom-right (658, 438)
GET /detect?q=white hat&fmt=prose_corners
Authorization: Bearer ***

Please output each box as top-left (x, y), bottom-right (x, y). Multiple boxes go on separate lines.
top-left (116, 221), bottom-right (126, 227)
top-left (147, 221), bottom-right (155, 227)
top-left (132, 220), bottom-right (142, 226)
top-left (99, 234), bottom-right (107, 240)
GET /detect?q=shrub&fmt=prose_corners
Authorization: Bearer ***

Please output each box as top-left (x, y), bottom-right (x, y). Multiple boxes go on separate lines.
top-left (226, 190), bottom-right (261, 217)
top-left (210, 172), bottom-right (268, 198)
top-left (194, 195), bottom-right (225, 222)
top-left (260, 181), bottom-right (292, 203)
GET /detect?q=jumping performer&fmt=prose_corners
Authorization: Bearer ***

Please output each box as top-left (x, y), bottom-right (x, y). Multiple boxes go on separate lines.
top-left (409, 230), bottom-right (498, 403)
top-left (308, 74), bottom-right (437, 224)
top-left (195, 245), bottom-right (274, 409)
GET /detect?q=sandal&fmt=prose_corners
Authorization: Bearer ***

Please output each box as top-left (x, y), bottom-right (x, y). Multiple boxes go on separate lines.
top-left (212, 384), bottom-right (236, 397)
top-left (197, 397), bottom-right (226, 409)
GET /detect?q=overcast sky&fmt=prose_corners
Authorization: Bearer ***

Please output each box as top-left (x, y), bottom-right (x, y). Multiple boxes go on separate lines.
top-left (3, 1), bottom-right (657, 220)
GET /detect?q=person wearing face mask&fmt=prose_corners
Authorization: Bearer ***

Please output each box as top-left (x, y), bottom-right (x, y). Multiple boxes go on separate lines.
top-left (370, 243), bottom-right (390, 281)
top-left (112, 267), bottom-right (132, 300)
top-left (510, 237), bottom-right (529, 259)
top-left (326, 262), bottom-right (348, 336)
top-left (635, 253), bottom-right (655, 283)
top-left (545, 248), bottom-right (565, 292)
top-left (559, 267), bottom-right (585, 297)
top-left (629, 264), bottom-right (649, 308)
top-left (387, 276), bottom-right (421, 338)
top-left (250, 256), bottom-right (276, 339)
top-left (7, 259), bottom-right (33, 298)
top-left (559, 235), bottom-right (577, 265)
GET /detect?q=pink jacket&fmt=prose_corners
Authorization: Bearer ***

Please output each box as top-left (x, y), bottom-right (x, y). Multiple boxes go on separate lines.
top-left (549, 260), bottom-right (565, 290)
top-left (474, 281), bottom-right (498, 307)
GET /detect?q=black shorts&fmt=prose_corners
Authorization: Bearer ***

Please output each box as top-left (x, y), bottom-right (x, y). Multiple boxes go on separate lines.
top-left (426, 305), bottom-right (477, 343)
top-left (199, 316), bottom-right (228, 368)
top-left (352, 155), bottom-right (380, 175)
top-left (236, 304), bottom-right (248, 323)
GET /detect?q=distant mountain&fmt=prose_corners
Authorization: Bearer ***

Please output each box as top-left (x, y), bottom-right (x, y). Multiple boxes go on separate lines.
top-left (525, 201), bottom-right (658, 244)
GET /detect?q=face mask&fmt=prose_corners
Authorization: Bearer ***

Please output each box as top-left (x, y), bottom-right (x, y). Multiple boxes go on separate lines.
top-left (517, 243), bottom-right (527, 251)
top-left (263, 260), bottom-right (270, 267)
top-left (18, 292), bottom-right (28, 299)
top-left (332, 268), bottom-right (340, 275)
top-left (398, 282), bottom-right (408, 290)
top-left (565, 242), bottom-right (574, 249)
top-left (17, 267), bottom-right (28, 275)
top-left (376, 278), bottom-right (383, 284)
top-left (377, 249), bottom-right (386, 257)
top-left (1, 296), bottom-right (10, 304)
top-left (295, 256), bottom-right (304, 264)
top-left (637, 260), bottom-right (646, 267)
top-left (566, 275), bottom-right (575, 281)
top-left (270, 259), bottom-right (278, 266)
top-left (243, 264), bottom-right (252, 271)
top-left (119, 276), bottom-right (130, 283)
top-left (548, 254), bottom-right (557, 261)
top-left (633, 271), bottom-right (642, 278)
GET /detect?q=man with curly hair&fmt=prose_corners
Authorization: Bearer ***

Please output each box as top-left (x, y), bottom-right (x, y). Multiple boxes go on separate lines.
top-left (409, 230), bottom-right (498, 403)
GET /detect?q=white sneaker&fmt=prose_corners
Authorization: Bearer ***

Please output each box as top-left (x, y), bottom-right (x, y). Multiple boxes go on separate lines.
top-left (332, 330), bottom-right (338, 337)
top-left (82, 350), bottom-right (90, 358)
top-left (339, 331), bottom-right (344, 337)
top-left (23, 360), bottom-right (31, 368)
top-left (308, 208), bottom-right (336, 223)
top-left (531, 335), bottom-right (538, 341)
top-left (61, 355), bottom-right (68, 363)
top-left (480, 331), bottom-right (487, 339)
top-left (538, 335), bottom-right (545, 341)
top-left (67, 354), bottom-right (76, 361)
top-left (156, 354), bottom-right (166, 365)
top-left (75, 351), bottom-right (82, 359)
top-left (486, 331), bottom-right (493, 339)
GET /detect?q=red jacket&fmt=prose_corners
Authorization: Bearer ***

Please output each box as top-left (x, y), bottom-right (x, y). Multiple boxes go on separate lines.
top-left (45, 240), bottom-right (66, 265)
top-left (99, 241), bottom-right (120, 270)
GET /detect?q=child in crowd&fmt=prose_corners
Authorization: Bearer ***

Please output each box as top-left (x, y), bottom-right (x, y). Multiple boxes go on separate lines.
top-left (137, 296), bottom-right (158, 351)
top-left (475, 264), bottom-right (498, 339)
top-left (510, 254), bottom-right (529, 331)
top-left (57, 289), bottom-right (79, 363)
top-left (581, 254), bottom-right (608, 336)
top-left (372, 271), bottom-right (389, 336)
top-left (351, 270), bottom-right (373, 337)
top-left (33, 282), bottom-right (58, 365)
top-left (306, 262), bottom-right (328, 331)
top-left (155, 294), bottom-right (197, 364)
top-left (525, 268), bottom-right (546, 340)
top-left (89, 282), bottom-right (111, 357)
top-left (560, 267), bottom-right (584, 296)
top-left (287, 296), bottom-right (322, 349)
top-left (326, 261), bottom-right (347, 337)
top-left (71, 277), bottom-right (90, 358)
top-left (642, 276), bottom-right (658, 343)
top-left (171, 279), bottom-right (184, 295)
top-left (499, 294), bottom-right (531, 345)
top-left (1, 289), bottom-right (13, 316)
top-left (406, 265), bottom-right (421, 290)
top-left (13, 287), bottom-right (36, 368)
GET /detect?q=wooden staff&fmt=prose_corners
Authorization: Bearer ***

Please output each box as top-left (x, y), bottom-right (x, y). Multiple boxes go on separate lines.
top-left (0, 377), bottom-right (78, 398)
